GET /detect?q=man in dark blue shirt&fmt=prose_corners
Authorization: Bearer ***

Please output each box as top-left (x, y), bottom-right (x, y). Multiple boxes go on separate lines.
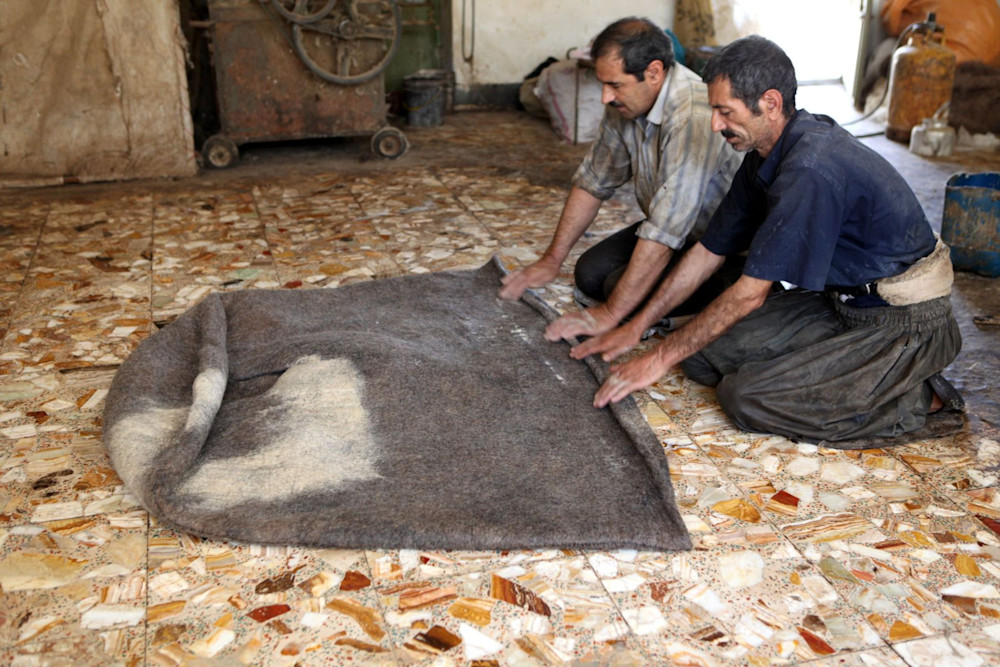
top-left (572, 35), bottom-right (963, 444)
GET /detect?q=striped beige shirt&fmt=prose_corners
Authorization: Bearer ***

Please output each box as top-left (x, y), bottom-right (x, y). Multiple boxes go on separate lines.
top-left (573, 62), bottom-right (741, 249)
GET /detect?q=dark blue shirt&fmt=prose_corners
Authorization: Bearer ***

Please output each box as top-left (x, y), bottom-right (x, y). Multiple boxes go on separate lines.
top-left (700, 110), bottom-right (935, 292)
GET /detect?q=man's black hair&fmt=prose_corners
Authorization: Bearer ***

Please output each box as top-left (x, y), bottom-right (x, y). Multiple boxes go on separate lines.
top-left (702, 35), bottom-right (797, 118)
top-left (591, 17), bottom-right (674, 81)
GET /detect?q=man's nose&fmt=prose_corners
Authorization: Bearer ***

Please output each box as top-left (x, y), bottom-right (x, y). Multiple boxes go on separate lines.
top-left (601, 86), bottom-right (616, 106)
top-left (710, 110), bottom-right (725, 133)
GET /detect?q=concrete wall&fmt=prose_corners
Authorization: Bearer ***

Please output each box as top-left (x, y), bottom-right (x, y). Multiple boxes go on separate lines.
top-left (451, 1), bottom-right (675, 89)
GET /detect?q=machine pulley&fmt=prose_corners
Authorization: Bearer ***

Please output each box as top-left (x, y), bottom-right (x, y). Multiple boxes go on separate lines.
top-left (267, 0), bottom-right (401, 85)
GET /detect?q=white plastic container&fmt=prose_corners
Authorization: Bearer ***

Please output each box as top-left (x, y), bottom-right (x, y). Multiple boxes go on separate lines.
top-left (909, 116), bottom-right (956, 157)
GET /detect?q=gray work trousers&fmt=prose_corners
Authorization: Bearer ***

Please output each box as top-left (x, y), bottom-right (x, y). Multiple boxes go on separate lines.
top-left (680, 289), bottom-right (962, 442)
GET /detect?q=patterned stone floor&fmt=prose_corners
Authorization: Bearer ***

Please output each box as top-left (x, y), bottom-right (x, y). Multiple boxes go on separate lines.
top-left (1, 109), bottom-right (1000, 666)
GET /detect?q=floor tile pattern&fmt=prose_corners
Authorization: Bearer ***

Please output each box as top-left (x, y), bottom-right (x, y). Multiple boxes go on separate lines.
top-left (1, 111), bottom-right (999, 665)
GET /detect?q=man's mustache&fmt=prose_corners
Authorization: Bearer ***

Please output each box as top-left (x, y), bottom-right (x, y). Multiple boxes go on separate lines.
top-left (609, 101), bottom-right (624, 109)
top-left (721, 129), bottom-right (737, 139)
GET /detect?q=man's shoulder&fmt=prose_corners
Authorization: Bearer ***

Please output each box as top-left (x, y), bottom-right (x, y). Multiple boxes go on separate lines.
top-left (666, 63), bottom-right (708, 96)
top-left (662, 63), bottom-right (712, 119)
top-left (780, 113), bottom-right (875, 173)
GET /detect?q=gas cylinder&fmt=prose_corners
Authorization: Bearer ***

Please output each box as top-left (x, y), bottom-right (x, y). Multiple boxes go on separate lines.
top-left (886, 13), bottom-right (956, 143)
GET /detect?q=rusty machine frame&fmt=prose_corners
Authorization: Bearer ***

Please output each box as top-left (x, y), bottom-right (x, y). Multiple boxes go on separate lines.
top-left (199, 0), bottom-right (408, 168)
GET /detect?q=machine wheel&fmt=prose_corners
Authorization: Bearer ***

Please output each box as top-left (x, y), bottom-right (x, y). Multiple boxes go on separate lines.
top-left (270, 0), bottom-right (338, 24)
top-left (291, 0), bottom-right (401, 85)
top-left (201, 135), bottom-right (239, 169)
top-left (371, 127), bottom-right (408, 159)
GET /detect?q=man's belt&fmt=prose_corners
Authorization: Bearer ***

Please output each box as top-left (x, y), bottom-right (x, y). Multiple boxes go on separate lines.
top-left (827, 282), bottom-right (879, 298)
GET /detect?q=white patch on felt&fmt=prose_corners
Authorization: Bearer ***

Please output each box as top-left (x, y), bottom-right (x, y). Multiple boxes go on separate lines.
top-left (177, 355), bottom-right (381, 509)
top-left (106, 405), bottom-right (188, 496)
top-left (185, 367), bottom-right (226, 434)
top-left (106, 367), bottom-right (226, 497)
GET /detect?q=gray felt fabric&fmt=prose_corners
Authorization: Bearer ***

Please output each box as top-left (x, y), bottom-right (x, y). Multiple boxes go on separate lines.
top-left (103, 258), bottom-right (691, 551)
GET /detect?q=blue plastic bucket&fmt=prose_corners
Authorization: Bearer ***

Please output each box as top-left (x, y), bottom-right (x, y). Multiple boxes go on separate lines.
top-left (942, 172), bottom-right (1000, 277)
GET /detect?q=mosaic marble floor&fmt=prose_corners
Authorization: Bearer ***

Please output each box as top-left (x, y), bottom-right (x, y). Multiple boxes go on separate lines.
top-left (2, 109), bottom-right (1000, 666)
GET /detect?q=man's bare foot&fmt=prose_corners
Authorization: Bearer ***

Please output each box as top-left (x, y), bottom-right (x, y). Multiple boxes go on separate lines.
top-left (927, 373), bottom-right (964, 414)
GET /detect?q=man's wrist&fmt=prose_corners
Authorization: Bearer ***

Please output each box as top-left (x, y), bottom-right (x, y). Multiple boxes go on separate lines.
top-left (538, 251), bottom-right (564, 268)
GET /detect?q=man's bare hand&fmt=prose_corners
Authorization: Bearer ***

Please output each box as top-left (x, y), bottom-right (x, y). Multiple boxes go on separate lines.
top-left (593, 347), bottom-right (671, 408)
top-left (498, 257), bottom-right (561, 300)
top-left (543, 304), bottom-right (619, 342)
top-left (569, 322), bottom-right (644, 361)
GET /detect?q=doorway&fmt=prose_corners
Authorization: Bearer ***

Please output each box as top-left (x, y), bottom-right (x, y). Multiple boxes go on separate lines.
top-left (712, 0), bottom-right (875, 115)
top-left (383, 0), bottom-right (451, 95)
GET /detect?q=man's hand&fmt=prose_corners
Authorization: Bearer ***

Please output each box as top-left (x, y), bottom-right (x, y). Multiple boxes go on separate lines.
top-left (543, 304), bottom-right (619, 342)
top-left (498, 256), bottom-right (561, 300)
top-left (569, 321), bottom-right (644, 361)
top-left (593, 347), bottom-right (672, 408)
top-left (592, 274), bottom-right (774, 409)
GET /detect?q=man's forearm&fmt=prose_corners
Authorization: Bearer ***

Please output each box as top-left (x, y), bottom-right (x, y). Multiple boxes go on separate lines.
top-left (602, 239), bottom-right (673, 321)
top-left (591, 274), bottom-right (772, 408)
top-left (626, 242), bottom-right (727, 332)
top-left (542, 186), bottom-right (604, 264)
top-left (652, 274), bottom-right (772, 369)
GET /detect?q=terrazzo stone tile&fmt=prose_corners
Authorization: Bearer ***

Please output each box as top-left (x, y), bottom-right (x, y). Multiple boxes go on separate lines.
top-left (251, 174), bottom-right (355, 202)
top-left (594, 543), bottom-right (884, 664)
top-left (682, 430), bottom-right (1000, 642)
top-left (635, 390), bottom-right (778, 549)
top-left (350, 170), bottom-right (462, 218)
top-left (892, 625), bottom-right (1000, 666)
top-left (1, 197), bottom-right (153, 374)
top-left (371, 209), bottom-right (499, 274)
top-left (799, 646), bottom-right (909, 665)
top-left (0, 206), bottom-right (41, 341)
top-left (781, 506), bottom-right (1000, 643)
top-left (625, 368), bottom-right (706, 431)
top-left (896, 437), bottom-right (1000, 495)
top-left (433, 167), bottom-right (569, 213)
top-left (0, 624), bottom-right (146, 666)
top-left (446, 182), bottom-right (639, 267)
top-left (364, 549), bottom-right (574, 588)
top-left (257, 193), bottom-right (402, 287)
top-left (0, 513), bottom-right (149, 654)
top-left (704, 440), bottom-right (938, 525)
top-left (666, 446), bottom-right (781, 550)
top-left (0, 369), bottom-right (132, 528)
top-left (472, 203), bottom-right (567, 250)
top-left (151, 191), bottom-right (280, 322)
top-left (376, 555), bottom-right (640, 664)
top-left (144, 521), bottom-right (397, 665)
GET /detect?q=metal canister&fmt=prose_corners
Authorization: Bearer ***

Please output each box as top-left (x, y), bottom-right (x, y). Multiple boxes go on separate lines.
top-left (886, 13), bottom-right (956, 143)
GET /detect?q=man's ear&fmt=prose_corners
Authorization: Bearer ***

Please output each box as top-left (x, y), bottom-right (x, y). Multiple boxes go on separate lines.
top-left (760, 89), bottom-right (783, 118)
top-left (645, 59), bottom-right (665, 84)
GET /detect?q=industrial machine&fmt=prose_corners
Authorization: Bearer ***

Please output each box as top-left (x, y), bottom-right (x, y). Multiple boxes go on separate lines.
top-left (199, 0), bottom-right (408, 168)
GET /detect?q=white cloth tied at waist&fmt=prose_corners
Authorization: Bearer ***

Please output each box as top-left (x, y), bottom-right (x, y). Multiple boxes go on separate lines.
top-left (877, 236), bottom-right (954, 306)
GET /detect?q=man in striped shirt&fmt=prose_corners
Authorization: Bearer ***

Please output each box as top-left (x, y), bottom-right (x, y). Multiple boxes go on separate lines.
top-left (499, 17), bottom-right (742, 343)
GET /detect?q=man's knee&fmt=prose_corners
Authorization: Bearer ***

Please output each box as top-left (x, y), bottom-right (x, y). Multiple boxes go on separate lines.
top-left (573, 221), bottom-right (642, 301)
top-left (573, 250), bottom-right (609, 301)
top-left (680, 354), bottom-right (722, 387)
top-left (714, 373), bottom-right (778, 435)
top-left (574, 244), bottom-right (626, 301)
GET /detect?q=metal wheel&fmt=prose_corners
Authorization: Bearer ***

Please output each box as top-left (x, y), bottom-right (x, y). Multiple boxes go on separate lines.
top-left (371, 127), bottom-right (408, 159)
top-left (201, 134), bottom-right (239, 169)
top-left (270, 0), bottom-right (338, 24)
top-left (291, 0), bottom-right (401, 85)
